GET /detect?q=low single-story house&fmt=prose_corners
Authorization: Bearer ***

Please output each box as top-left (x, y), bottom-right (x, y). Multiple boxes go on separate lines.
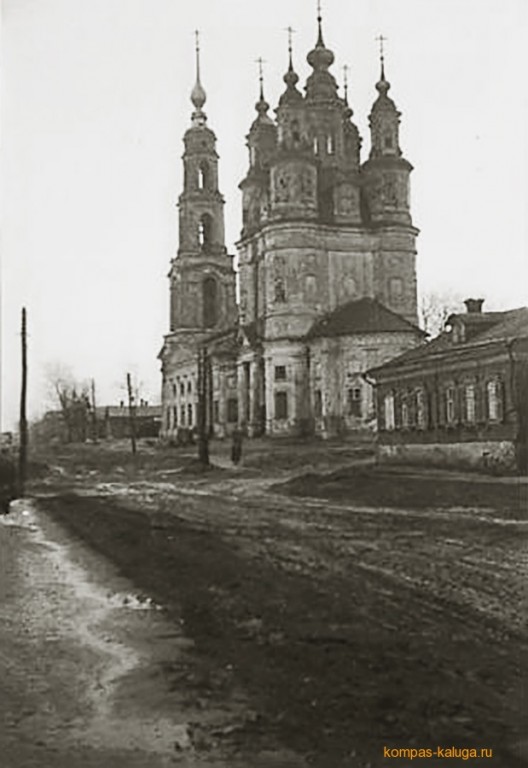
top-left (366, 300), bottom-right (528, 474)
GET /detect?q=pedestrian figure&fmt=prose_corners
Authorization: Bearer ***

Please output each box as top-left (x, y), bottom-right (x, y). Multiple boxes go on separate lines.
top-left (231, 428), bottom-right (243, 466)
top-left (0, 448), bottom-right (17, 514)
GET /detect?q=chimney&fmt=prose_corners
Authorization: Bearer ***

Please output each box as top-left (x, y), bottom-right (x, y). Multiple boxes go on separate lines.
top-left (464, 298), bottom-right (484, 314)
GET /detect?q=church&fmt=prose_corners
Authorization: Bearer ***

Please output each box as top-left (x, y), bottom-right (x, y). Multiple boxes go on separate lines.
top-left (159, 10), bottom-right (425, 441)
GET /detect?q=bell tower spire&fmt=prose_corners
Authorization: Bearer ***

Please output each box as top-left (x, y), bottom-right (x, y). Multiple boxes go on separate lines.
top-left (168, 33), bottom-right (236, 333)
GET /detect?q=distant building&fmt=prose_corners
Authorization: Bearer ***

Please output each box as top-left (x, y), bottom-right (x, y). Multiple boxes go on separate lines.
top-left (95, 404), bottom-right (162, 441)
top-left (367, 301), bottom-right (528, 474)
top-left (159, 10), bottom-right (423, 440)
top-left (32, 403), bottom-right (162, 444)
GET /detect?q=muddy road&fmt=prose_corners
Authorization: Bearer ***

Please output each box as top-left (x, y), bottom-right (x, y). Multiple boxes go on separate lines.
top-left (32, 466), bottom-right (527, 768)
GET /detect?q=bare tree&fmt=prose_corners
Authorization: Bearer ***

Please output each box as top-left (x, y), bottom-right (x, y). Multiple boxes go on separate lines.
top-left (44, 363), bottom-right (91, 443)
top-left (419, 291), bottom-right (464, 338)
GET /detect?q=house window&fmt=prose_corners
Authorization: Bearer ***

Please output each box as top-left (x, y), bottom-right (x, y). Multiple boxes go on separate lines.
top-left (180, 405), bottom-right (186, 426)
top-left (347, 387), bottom-right (362, 417)
top-left (274, 365), bottom-right (287, 381)
top-left (384, 393), bottom-right (395, 430)
top-left (213, 400), bottom-right (219, 423)
top-left (275, 391), bottom-right (288, 420)
top-left (446, 386), bottom-right (456, 425)
top-left (314, 389), bottom-right (322, 418)
top-left (487, 380), bottom-right (503, 422)
top-left (187, 403), bottom-right (193, 427)
top-left (465, 384), bottom-right (476, 423)
top-left (416, 389), bottom-right (426, 429)
top-left (401, 396), bottom-right (409, 428)
top-left (227, 398), bottom-right (238, 423)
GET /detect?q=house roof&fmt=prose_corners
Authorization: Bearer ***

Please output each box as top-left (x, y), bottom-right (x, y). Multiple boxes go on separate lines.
top-left (306, 297), bottom-right (424, 340)
top-left (367, 306), bottom-right (528, 378)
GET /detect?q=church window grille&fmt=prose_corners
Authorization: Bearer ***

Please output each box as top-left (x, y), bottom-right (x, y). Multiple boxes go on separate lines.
top-left (198, 214), bottom-right (213, 248)
top-left (314, 389), bottom-right (322, 418)
top-left (347, 387), bottom-right (362, 417)
top-left (305, 274), bottom-right (317, 301)
top-left (384, 393), bottom-right (395, 430)
top-left (197, 162), bottom-right (209, 190)
top-left (291, 120), bottom-right (301, 145)
top-left (275, 391), bottom-right (288, 420)
top-left (274, 365), bottom-right (286, 381)
top-left (389, 277), bottom-right (403, 303)
top-left (227, 398), bottom-right (238, 423)
top-left (187, 403), bottom-right (193, 427)
top-left (203, 276), bottom-right (218, 328)
top-left (274, 277), bottom-right (286, 303)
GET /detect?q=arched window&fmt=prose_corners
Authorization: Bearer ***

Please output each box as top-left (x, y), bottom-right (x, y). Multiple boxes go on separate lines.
top-left (198, 162), bottom-right (209, 190)
top-left (198, 213), bottom-right (213, 248)
top-left (203, 276), bottom-right (218, 328)
top-left (327, 134), bottom-right (335, 154)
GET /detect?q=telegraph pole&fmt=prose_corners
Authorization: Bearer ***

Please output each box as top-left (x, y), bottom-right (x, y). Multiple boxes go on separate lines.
top-left (126, 372), bottom-right (137, 455)
top-left (19, 307), bottom-right (28, 496)
top-left (91, 378), bottom-right (98, 443)
top-left (197, 346), bottom-right (209, 466)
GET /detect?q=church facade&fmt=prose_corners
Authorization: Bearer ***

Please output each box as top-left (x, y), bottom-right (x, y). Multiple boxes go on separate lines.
top-left (159, 14), bottom-right (424, 441)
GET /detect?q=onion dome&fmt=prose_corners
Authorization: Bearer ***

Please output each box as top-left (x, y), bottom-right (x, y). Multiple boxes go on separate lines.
top-left (279, 28), bottom-right (303, 105)
top-left (305, 6), bottom-right (338, 101)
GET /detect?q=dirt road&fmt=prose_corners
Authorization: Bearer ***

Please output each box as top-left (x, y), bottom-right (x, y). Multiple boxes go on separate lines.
top-left (0, 499), bottom-right (306, 767)
top-left (34, 464), bottom-right (527, 768)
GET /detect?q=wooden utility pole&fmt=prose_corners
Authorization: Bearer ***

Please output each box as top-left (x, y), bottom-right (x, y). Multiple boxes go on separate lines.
top-left (91, 378), bottom-right (98, 443)
top-left (126, 372), bottom-right (137, 455)
top-left (197, 346), bottom-right (209, 466)
top-left (19, 307), bottom-right (28, 496)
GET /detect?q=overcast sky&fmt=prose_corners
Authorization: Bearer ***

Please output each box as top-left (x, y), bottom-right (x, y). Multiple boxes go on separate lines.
top-left (1, 0), bottom-right (527, 429)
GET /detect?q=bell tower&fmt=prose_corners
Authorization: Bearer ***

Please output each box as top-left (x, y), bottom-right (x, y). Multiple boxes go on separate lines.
top-left (361, 38), bottom-right (419, 324)
top-left (169, 32), bottom-right (236, 333)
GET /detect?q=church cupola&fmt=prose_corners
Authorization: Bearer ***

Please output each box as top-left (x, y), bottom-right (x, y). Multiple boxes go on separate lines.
top-left (361, 39), bottom-right (413, 226)
top-left (305, 3), bottom-right (339, 103)
top-left (270, 30), bottom-right (318, 222)
top-left (368, 49), bottom-right (402, 160)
